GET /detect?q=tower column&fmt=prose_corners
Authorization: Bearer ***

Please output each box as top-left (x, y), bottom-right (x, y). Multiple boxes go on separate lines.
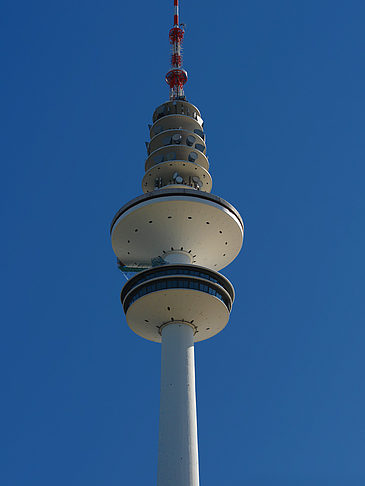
top-left (157, 322), bottom-right (200, 486)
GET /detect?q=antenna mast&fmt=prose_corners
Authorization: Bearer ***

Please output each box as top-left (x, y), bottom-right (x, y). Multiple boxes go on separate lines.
top-left (165, 0), bottom-right (188, 100)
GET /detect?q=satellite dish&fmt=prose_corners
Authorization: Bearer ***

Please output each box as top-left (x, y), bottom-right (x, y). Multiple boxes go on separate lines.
top-left (186, 135), bottom-right (195, 146)
top-left (188, 152), bottom-right (198, 162)
top-left (195, 143), bottom-right (205, 153)
top-left (175, 176), bottom-right (183, 184)
top-left (194, 128), bottom-right (205, 140)
top-left (172, 172), bottom-right (179, 180)
top-left (172, 134), bottom-right (182, 144)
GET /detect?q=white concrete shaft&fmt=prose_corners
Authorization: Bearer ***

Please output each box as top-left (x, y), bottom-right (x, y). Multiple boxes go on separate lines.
top-left (157, 323), bottom-right (199, 486)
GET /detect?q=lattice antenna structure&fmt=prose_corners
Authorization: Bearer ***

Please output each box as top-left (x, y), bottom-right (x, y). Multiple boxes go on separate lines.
top-left (165, 0), bottom-right (188, 100)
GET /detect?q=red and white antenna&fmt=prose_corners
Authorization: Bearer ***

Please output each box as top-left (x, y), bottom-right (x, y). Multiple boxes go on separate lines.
top-left (165, 0), bottom-right (188, 100)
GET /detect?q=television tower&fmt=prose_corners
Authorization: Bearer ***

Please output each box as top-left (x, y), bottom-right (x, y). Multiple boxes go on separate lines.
top-left (110, 1), bottom-right (244, 484)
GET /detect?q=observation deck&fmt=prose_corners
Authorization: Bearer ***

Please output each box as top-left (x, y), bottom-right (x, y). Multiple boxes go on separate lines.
top-left (111, 188), bottom-right (243, 271)
top-left (121, 264), bottom-right (234, 342)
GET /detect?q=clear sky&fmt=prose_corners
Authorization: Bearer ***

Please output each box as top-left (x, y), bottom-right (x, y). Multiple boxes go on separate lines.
top-left (2, 0), bottom-right (365, 485)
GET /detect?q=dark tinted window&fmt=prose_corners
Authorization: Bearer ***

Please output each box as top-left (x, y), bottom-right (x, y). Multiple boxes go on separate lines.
top-left (124, 278), bottom-right (231, 312)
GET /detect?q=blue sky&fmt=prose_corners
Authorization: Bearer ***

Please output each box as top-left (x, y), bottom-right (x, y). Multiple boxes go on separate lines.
top-left (2, 0), bottom-right (365, 484)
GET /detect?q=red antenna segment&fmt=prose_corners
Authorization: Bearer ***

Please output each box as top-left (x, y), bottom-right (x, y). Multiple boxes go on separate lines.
top-left (174, 0), bottom-right (179, 26)
top-left (165, 0), bottom-right (188, 100)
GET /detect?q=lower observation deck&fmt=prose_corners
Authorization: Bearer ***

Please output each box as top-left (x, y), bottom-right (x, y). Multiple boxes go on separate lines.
top-left (121, 264), bottom-right (234, 342)
top-left (111, 188), bottom-right (244, 271)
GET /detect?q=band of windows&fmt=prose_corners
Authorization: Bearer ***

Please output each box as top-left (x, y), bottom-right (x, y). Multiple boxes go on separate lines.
top-left (121, 266), bottom-right (234, 302)
top-left (123, 277), bottom-right (232, 313)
